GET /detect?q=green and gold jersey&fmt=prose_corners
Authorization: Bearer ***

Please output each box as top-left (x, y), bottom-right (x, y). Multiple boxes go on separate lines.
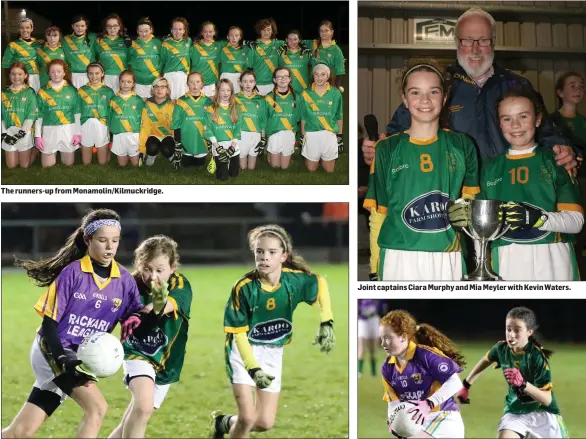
top-left (123, 272), bottom-right (192, 385)
top-left (204, 104), bottom-right (241, 142)
top-left (553, 111), bottom-right (586, 147)
top-left (161, 37), bottom-right (192, 74)
top-left (36, 44), bottom-right (66, 87)
top-left (235, 92), bottom-right (266, 133)
top-left (95, 36), bottom-right (128, 75)
top-left (246, 39), bottom-right (284, 85)
top-left (479, 147), bottom-right (582, 248)
top-left (304, 39), bottom-right (345, 76)
top-left (37, 82), bottom-right (81, 126)
top-left (108, 93), bottom-right (145, 134)
top-left (2, 38), bottom-right (42, 74)
top-left (77, 83), bottom-right (115, 125)
top-left (171, 93), bottom-right (211, 155)
top-left (486, 341), bottom-right (560, 415)
top-left (128, 36), bottom-right (162, 85)
top-left (264, 90), bottom-right (300, 136)
top-left (1, 86), bottom-right (38, 130)
top-left (190, 40), bottom-right (221, 86)
top-left (223, 268), bottom-right (322, 346)
top-left (299, 83), bottom-right (342, 133)
top-left (364, 129), bottom-right (480, 252)
top-left (62, 33), bottom-right (97, 73)
top-left (279, 48), bottom-right (312, 93)
top-left (219, 43), bottom-right (250, 75)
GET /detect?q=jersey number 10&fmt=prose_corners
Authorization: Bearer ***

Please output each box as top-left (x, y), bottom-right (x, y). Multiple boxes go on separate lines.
top-left (509, 166), bottom-right (529, 184)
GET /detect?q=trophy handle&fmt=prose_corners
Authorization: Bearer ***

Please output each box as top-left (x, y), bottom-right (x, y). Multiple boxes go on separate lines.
top-left (493, 223), bottom-right (511, 240)
top-left (459, 226), bottom-right (475, 240)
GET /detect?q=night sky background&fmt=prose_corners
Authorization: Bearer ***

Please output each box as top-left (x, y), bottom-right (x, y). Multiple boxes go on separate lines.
top-left (6, 1), bottom-right (349, 43)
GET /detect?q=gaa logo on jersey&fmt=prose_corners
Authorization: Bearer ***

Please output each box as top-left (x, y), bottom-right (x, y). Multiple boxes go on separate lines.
top-left (65, 95), bottom-right (71, 100)
top-left (402, 190), bottom-right (450, 233)
top-left (249, 318), bottom-right (293, 342)
top-left (502, 202), bottom-right (549, 243)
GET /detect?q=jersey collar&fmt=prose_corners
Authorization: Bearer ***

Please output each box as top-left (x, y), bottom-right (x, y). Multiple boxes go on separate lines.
top-left (312, 82), bottom-right (331, 96)
top-left (117, 91), bottom-right (137, 99)
top-left (48, 80), bottom-right (68, 92)
top-left (320, 40), bottom-right (337, 48)
top-left (388, 340), bottom-right (417, 374)
top-left (9, 84), bottom-right (29, 93)
top-left (88, 82), bottom-right (105, 90)
top-left (80, 254), bottom-right (121, 277)
top-left (188, 93), bottom-right (204, 102)
top-left (238, 91), bottom-right (257, 99)
top-left (408, 135), bottom-right (439, 145)
top-left (44, 43), bottom-right (63, 50)
top-left (219, 103), bottom-right (231, 109)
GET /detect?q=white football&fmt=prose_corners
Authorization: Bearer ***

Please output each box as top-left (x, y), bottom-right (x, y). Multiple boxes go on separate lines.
top-left (77, 332), bottom-right (124, 378)
top-left (387, 402), bottom-right (423, 437)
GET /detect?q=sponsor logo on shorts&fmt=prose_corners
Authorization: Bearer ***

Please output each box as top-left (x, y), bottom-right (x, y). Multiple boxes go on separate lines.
top-left (402, 191), bottom-right (451, 233)
top-left (249, 318), bottom-right (293, 342)
top-left (438, 362), bottom-right (449, 373)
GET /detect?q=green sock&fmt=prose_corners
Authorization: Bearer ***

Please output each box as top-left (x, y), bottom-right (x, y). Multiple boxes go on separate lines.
top-left (358, 359), bottom-right (364, 374)
top-left (370, 356), bottom-right (377, 376)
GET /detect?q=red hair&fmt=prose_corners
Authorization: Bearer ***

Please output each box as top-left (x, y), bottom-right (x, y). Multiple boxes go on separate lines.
top-left (8, 62), bottom-right (29, 85)
top-left (47, 59), bottom-right (72, 85)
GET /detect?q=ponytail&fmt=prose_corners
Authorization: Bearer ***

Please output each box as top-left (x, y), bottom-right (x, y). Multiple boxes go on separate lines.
top-left (528, 335), bottom-right (554, 359)
top-left (415, 324), bottom-right (467, 368)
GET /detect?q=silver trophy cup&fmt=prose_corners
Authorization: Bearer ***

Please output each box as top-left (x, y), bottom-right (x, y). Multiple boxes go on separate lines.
top-left (458, 200), bottom-right (510, 281)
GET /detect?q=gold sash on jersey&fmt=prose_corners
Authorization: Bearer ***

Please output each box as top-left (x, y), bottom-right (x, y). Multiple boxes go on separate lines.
top-left (109, 100), bottom-right (133, 132)
top-left (10, 41), bottom-right (39, 73)
top-left (77, 88), bottom-right (106, 124)
top-left (255, 45), bottom-right (275, 72)
top-left (215, 115), bottom-right (234, 139)
top-left (176, 98), bottom-right (205, 136)
top-left (281, 52), bottom-right (307, 89)
top-left (1, 92), bottom-right (23, 127)
top-left (162, 41), bottom-right (189, 72)
top-left (222, 46), bottom-right (243, 73)
top-left (131, 41), bottom-right (160, 77)
top-left (145, 102), bottom-right (171, 136)
top-left (301, 90), bottom-right (334, 132)
top-left (37, 89), bottom-right (70, 124)
top-left (98, 39), bottom-right (125, 72)
top-left (234, 97), bottom-right (257, 132)
top-left (265, 94), bottom-right (293, 131)
top-left (193, 43), bottom-right (219, 78)
top-left (63, 36), bottom-right (91, 66)
top-left (37, 48), bottom-right (52, 65)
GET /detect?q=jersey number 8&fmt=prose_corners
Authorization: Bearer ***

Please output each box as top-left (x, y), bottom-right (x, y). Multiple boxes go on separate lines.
top-left (266, 298), bottom-right (276, 311)
top-left (420, 154), bottom-right (434, 173)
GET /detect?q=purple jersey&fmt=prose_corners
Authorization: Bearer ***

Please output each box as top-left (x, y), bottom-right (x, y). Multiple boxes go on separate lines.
top-left (358, 299), bottom-right (382, 320)
top-left (34, 255), bottom-right (142, 350)
top-left (381, 341), bottom-right (461, 412)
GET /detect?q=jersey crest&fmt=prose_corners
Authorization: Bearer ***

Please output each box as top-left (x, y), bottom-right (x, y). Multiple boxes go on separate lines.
top-left (402, 190), bottom-right (451, 233)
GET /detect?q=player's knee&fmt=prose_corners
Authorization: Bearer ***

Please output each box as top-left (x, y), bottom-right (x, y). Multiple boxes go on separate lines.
top-left (84, 398), bottom-right (108, 421)
top-left (3, 423), bottom-right (37, 438)
top-left (145, 136), bottom-right (160, 156)
top-left (130, 402), bottom-right (154, 421)
top-left (254, 417), bottom-right (275, 432)
top-left (160, 137), bottom-right (175, 158)
top-left (236, 413), bottom-right (256, 430)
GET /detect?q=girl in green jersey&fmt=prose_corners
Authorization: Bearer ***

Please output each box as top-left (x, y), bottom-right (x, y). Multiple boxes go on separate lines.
top-left (190, 21), bottom-right (221, 98)
top-left (305, 21), bottom-right (345, 91)
top-left (96, 14), bottom-right (129, 94)
top-left (459, 307), bottom-right (568, 438)
top-left (236, 70), bottom-right (266, 171)
top-left (63, 15), bottom-right (97, 89)
top-left (162, 18), bottom-right (192, 101)
top-left (37, 26), bottom-right (66, 89)
top-left (2, 18), bottom-right (42, 92)
top-left (2, 62), bottom-right (38, 168)
top-left (248, 18), bottom-right (284, 96)
top-left (219, 26), bottom-right (250, 94)
top-left (129, 18), bottom-right (163, 100)
top-left (109, 235), bottom-right (192, 439)
top-left (210, 224), bottom-right (335, 439)
top-left (278, 30), bottom-right (313, 94)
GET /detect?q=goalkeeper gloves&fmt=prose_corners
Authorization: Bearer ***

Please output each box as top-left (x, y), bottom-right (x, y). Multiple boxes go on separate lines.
top-left (502, 201), bottom-right (547, 230)
top-left (312, 320), bottom-right (335, 353)
top-left (120, 313), bottom-right (142, 343)
top-left (243, 40), bottom-right (257, 50)
top-left (5, 129), bottom-right (27, 145)
top-left (368, 272), bottom-right (378, 281)
top-left (57, 353), bottom-right (98, 385)
top-left (248, 367), bottom-right (275, 389)
top-left (170, 143), bottom-right (183, 170)
top-left (447, 199), bottom-right (471, 228)
top-left (300, 42), bottom-right (311, 57)
top-left (150, 280), bottom-right (169, 314)
top-left (216, 146), bottom-right (230, 164)
top-left (254, 134), bottom-right (267, 155)
top-left (336, 133), bottom-right (344, 153)
top-left (407, 399), bottom-right (433, 426)
top-left (123, 30), bottom-right (132, 48)
top-left (277, 44), bottom-right (287, 56)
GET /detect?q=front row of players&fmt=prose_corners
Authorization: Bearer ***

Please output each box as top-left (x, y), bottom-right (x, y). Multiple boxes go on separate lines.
top-left (365, 62), bottom-right (583, 281)
top-left (1, 209), bottom-right (335, 439)
top-left (380, 308), bottom-right (568, 439)
top-left (2, 60), bottom-right (343, 176)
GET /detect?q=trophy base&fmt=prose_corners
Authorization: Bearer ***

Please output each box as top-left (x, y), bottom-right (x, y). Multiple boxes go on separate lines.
top-left (462, 273), bottom-right (502, 281)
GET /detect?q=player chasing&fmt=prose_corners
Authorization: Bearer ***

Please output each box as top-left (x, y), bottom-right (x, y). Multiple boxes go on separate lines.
top-left (380, 310), bottom-right (466, 438)
top-left (358, 299), bottom-right (383, 378)
top-left (1, 209), bottom-right (151, 439)
top-left (458, 307), bottom-right (569, 438)
top-left (209, 224), bottom-right (335, 438)
top-left (108, 235), bottom-right (190, 438)
top-left (364, 61), bottom-right (480, 281)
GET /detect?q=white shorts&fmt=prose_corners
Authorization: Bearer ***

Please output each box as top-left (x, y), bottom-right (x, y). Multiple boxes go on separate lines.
top-left (135, 83), bottom-right (152, 100)
top-left (302, 130), bottom-right (338, 162)
top-left (257, 84), bottom-right (274, 96)
top-left (220, 72), bottom-right (241, 93)
top-left (229, 341), bottom-right (283, 393)
top-left (495, 242), bottom-right (577, 281)
top-left (104, 75), bottom-right (120, 94)
top-left (2, 126), bottom-right (34, 151)
top-left (498, 411), bottom-right (568, 438)
top-left (81, 119), bottom-right (109, 147)
top-left (212, 139), bottom-right (240, 158)
top-left (122, 360), bottom-right (171, 409)
top-left (111, 132), bottom-right (139, 157)
top-left (423, 410), bottom-right (465, 438)
top-left (203, 83), bottom-right (216, 98)
top-left (267, 130), bottom-right (295, 156)
top-left (30, 335), bottom-right (68, 401)
top-left (239, 131), bottom-right (261, 157)
top-left (71, 73), bottom-right (89, 89)
top-left (358, 316), bottom-right (380, 339)
top-left (29, 74), bottom-right (40, 92)
top-left (381, 249), bottom-right (463, 281)
top-left (164, 71), bottom-right (187, 101)
top-left (41, 124), bottom-right (79, 154)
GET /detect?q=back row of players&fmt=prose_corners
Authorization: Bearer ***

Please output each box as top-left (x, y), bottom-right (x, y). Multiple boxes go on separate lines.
top-left (2, 16), bottom-right (345, 175)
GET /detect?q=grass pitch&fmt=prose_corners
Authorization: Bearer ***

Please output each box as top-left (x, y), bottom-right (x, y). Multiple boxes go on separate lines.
top-left (1, 264), bottom-right (348, 438)
top-left (358, 343), bottom-right (585, 438)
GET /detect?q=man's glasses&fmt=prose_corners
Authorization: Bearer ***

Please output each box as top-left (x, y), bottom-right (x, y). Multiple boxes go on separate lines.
top-left (456, 37), bottom-right (493, 47)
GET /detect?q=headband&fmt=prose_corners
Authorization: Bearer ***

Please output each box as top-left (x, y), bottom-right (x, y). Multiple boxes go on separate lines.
top-left (84, 219), bottom-right (121, 236)
top-left (19, 18), bottom-right (34, 28)
top-left (313, 63), bottom-right (331, 78)
top-left (401, 64), bottom-right (444, 89)
top-left (87, 62), bottom-right (105, 73)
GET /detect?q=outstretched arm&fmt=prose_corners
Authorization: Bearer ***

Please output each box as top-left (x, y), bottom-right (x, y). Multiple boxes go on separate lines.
top-left (465, 355), bottom-right (493, 384)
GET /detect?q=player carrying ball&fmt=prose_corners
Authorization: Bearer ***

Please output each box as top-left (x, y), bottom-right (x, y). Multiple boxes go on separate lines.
top-left (458, 306), bottom-right (569, 438)
top-left (210, 224), bottom-right (335, 439)
top-left (364, 62), bottom-right (480, 280)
